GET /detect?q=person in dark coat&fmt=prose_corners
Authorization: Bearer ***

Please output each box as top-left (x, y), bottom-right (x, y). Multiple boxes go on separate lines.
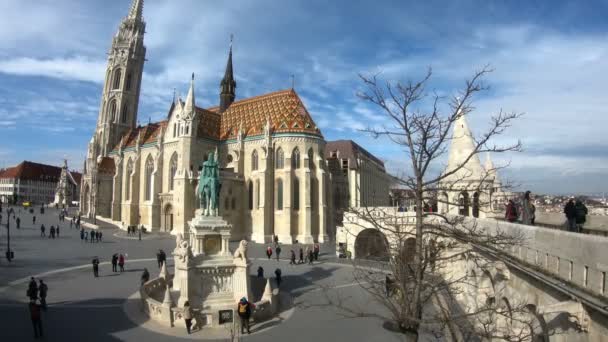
top-left (90, 230), bottom-right (95, 243)
top-left (257, 266), bottom-right (264, 278)
top-left (27, 277), bottom-right (38, 301)
top-left (564, 199), bottom-right (577, 232)
top-left (49, 226), bottom-right (55, 239)
top-left (275, 245), bottom-right (282, 261)
top-left (56, 226), bottom-right (60, 238)
top-left (80, 229), bottom-right (84, 241)
top-left (308, 248), bottom-right (314, 265)
top-left (313, 243), bottom-right (320, 261)
top-left (38, 280), bottom-right (48, 311)
top-left (299, 247), bottom-right (304, 264)
top-left (111, 254), bottom-right (118, 272)
top-left (575, 199), bottom-right (588, 233)
top-left (290, 250), bottom-right (296, 265)
top-left (275, 268), bottom-right (282, 287)
top-left (16, 217), bottom-right (20, 229)
top-left (237, 297), bottom-right (255, 334)
top-left (40, 224), bottom-right (46, 237)
top-left (29, 299), bottom-right (44, 338)
top-left (92, 256), bottom-right (100, 277)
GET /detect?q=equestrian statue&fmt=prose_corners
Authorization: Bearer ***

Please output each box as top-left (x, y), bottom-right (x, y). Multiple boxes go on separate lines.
top-left (196, 151), bottom-right (221, 216)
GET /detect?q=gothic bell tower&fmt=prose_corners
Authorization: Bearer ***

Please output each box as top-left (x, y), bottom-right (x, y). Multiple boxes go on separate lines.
top-left (95, 0), bottom-right (146, 156)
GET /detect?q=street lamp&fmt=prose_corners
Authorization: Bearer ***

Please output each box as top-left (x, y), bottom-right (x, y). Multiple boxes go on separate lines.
top-left (5, 207), bottom-right (14, 261)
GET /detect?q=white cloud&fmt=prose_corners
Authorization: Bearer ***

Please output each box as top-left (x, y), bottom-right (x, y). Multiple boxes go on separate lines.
top-left (0, 56), bottom-right (106, 83)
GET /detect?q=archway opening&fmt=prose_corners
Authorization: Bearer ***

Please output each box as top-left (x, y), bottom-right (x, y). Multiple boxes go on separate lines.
top-left (354, 229), bottom-right (390, 261)
top-left (472, 192), bottom-right (480, 218)
top-left (459, 191), bottom-right (470, 216)
top-left (164, 204), bottom-right (173, 232)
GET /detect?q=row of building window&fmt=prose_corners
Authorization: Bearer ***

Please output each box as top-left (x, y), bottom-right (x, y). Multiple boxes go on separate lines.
top-left (251, 147), bottom-right (316, 171)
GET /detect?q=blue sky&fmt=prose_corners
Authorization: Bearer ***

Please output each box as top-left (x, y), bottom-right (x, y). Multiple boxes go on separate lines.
top-left (0, 0), bottom-right (607, 195)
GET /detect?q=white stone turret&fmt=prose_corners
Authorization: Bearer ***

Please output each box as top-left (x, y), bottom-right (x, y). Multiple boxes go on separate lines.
top-left (445, 111), bottom-right (485, 181)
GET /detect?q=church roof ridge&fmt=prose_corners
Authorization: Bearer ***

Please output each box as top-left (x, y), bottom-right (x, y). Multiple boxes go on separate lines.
top-left (203, 88), bottom-right (295, 112)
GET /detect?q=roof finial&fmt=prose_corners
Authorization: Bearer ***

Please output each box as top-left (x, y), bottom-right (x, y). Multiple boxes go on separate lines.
top-left (172, 88), bottom-right (176, 104)
top-left (230, 33), bottom-right (234, 49)
top-left (191, 72), bottom-right (195, 81)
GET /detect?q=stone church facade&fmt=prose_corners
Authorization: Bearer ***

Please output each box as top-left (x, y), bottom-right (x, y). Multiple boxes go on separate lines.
top-left (81, 0), bottom-right (330, 244)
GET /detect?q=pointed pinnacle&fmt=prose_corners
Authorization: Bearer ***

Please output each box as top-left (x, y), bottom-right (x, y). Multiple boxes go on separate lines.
top-left (128, 0), bottom-right (144, 21)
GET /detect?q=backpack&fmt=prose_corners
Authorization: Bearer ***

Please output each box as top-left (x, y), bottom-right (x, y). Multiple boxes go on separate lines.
top-left (238, 302), bottom-right (248, 314)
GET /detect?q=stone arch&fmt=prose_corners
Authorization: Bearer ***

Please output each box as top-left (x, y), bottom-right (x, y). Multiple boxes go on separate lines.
top-left (121, 101), bottom-right (128, 123)
top-left (293, 177), bottom-right (300, 210)
top-left (307, 148), bottom-right (315, 169)
top-left (125, 158), bottom-right (134, 201)
top-left (472, 191), bottom-right (480, 218)
top-left (478, 269), bottom-right (496, 301)
top-left (275, 147), bottom-right (284, 169)
top-left (524, 304), bottom-right (550, 342)
top-left (109, 99), bottom-right (117, 122)
top-left (276, 178), bottom-right (284, 210)
top-left (354, 228), bottom-right (390, 261)
top-left (459, 191), bottom-right (470, 216)
top-left (112, 68), bottom-right (122, 90)
top-left (292, 147), bottom-right (300, 169)
top-left (169, 152), bottom-right (178, 191)
top-left (144, 155), bottom-right (154, 201)
top-left (251, 149), bottom-right (258, 171)
top-left (163, 203), bottom-right (173, 232)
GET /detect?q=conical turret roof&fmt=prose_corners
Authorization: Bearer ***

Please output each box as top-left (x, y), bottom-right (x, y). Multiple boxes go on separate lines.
top-left (445, 112), bottom-right (485, 181)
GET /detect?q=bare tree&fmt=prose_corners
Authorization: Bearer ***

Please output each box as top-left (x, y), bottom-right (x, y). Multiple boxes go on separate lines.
top-left (326, 67), bottom-right (543, 341)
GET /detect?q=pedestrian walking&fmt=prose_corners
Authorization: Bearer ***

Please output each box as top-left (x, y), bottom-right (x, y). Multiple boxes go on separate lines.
top-left (80, 229), bottom-right (84, 241)
top-left (299, 247), bottom-right (304, 264)
top-left (118, 254), bottom-right (125, 272)
top-left (564, 199), bottom-right (577, 232)
top-left (56, 226), bottom-right (60, 238)
top-left (505, 200), bottom-right (518, 223)
top-left (141, 268), bottom-right (150, 285)
top-left (157, 250), bottom-right (163, 268)
top-left (33, 215), bottom-right (36, 225)
top-left (575, 199), bottom-right (588, 233)
top-left (290, 250), bottom-right (296, 265)
top-left (50, 226), bottom-right (55, 239)
top-left (40, 224), bottom-right (46, 237)
top-left (70, 218), bottom-right (73, 229)
top-left (16, 217), bottom-right (20, 229)
top-left (275, 245), bottom-right (282, 261)
top-left (27, 277), bottom-right (38, 301)
top-left (84, 231), bottom-right (89, 241)
top-left (29, 299), bottom-right (44, 339)
top-left (99, 231), bottom-right (103, 242)
top-left (313, 243), bottom-right (320, 261)
top-left (237, 297), bottom-right (255, 334)
top-left (308, 248), bottom-right (314, 265)
top-left (38, 280), bottom-right (48, 311)
top-left (257, 266), bottom-right (264, 278)
top-left (90, 230), bottom-right (95, 243)
top-left (92, 256), bottom-right (100, 277)
top-left (275, 268), bottom-right (282, 287)
top-left (111, 253), bottom-right (118, 272)
top-left (183, 301), bottom-right (193, 334)
top-left (266, 246), bottom-right (273, 260)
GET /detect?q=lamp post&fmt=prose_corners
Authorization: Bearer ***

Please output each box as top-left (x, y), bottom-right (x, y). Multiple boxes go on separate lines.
top-left (6, 207), bottom-right (14, 261)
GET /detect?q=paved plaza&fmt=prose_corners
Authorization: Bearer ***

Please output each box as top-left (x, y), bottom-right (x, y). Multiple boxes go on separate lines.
top-left (0, 206), bottom-right (401, 341)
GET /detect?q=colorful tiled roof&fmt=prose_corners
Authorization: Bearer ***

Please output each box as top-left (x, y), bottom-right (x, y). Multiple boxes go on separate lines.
top-left (112, 89), bottom-right (321, 152)
top-left (208, 89), bottom-right (322, 140)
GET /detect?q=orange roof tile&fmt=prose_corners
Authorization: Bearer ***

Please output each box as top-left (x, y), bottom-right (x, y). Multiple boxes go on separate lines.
top-left (97, 157), bottom-right (115, 175)
top-left (111, 89), bottom-right (321, 152)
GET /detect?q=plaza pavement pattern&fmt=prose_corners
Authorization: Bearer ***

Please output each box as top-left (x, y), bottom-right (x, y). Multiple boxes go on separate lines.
top-left (0, 206), bottom-right (402, 341)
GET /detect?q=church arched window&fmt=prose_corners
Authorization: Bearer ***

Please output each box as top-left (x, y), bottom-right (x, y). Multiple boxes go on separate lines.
top-left (275, 147), bottom-right (284, 169)
top-left (125, 158), bottom-right (133, 200)
top-left (308, 148), bottom-right (315, 170)
top-left (113, 68), bottom-right (122, 90)
top-left (169, 153), bottom-right (178, 191)
top-left (173, 123), bottom-right (177, 138)
top-left (109, 100), bottom-right (117, 122)
top-left (292, 147), bottom-right (300, 169)
top-left (256, 179), bottom-right (260, 209)
top-left (126, 73), bottom-right (132, 91)
top-left (251, 150), bottom-right (258, 171)
top-left (145, 155), bottom-right (154, 201)
top-left (248, 180), bottom-right (253, 210)
top-left (121, 102), bottom-right (128, 123)
top-left (276, 178), bottom-right (283, 210)
top-left (293, 177), bottom-right (300, 210)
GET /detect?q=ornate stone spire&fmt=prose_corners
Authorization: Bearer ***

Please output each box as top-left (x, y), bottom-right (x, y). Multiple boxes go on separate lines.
top-left (219, 35), bottom-right (236, 112)
top-left (184, 73), bottom-right (195, 116)
top-left (128, 0), bottom-right (144, 22)
top-left (445, 109), bottom-right (485, 180)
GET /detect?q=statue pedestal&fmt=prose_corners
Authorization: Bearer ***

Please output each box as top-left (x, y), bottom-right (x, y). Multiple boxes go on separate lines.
top-left (188, 210), bottom-right (232, 257)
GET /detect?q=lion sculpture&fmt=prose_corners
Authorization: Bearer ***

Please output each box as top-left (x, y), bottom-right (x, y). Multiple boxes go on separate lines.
top-left (233, 240), bottom-right (248, 261)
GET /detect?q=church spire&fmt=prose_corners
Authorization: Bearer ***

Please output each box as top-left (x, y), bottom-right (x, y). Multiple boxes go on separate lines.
top-left (128, 0), bottom-right (144, 22)
top-left (184, 73), bottom-right (196, 116)
top-left (219, 35), bottom-right (236, 113)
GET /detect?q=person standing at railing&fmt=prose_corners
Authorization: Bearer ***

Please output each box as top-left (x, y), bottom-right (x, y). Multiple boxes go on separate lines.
top-left (505, 200), bottom-right (518, 223)
top-left (574, 199), bottom-right (588, 233)
top-left (521, 191), bottom-right (533, 225)
top-left (564, 199), bottom-right (577, 232)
